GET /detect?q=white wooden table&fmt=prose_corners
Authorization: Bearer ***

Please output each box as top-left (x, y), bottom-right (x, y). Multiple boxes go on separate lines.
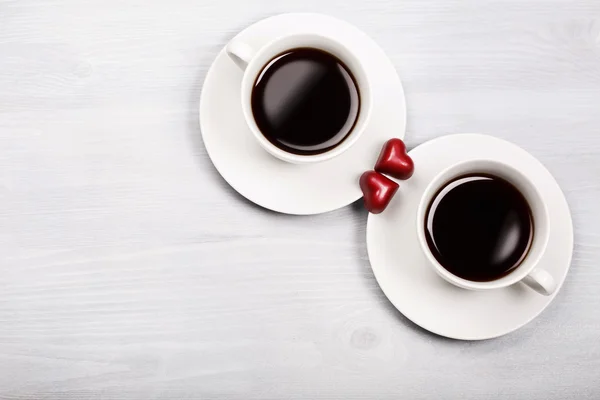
top-left (1, 1), bottom-right (599, 398)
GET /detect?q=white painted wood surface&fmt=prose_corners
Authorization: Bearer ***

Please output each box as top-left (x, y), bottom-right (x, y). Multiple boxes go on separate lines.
top-left (1, 0), bottom-right (600, 398)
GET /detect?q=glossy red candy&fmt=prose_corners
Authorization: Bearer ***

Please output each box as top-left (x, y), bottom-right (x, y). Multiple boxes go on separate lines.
top-left (374, 138), bottom-right (414, 180)
top-left (359, 171), bottom-right (399, 214)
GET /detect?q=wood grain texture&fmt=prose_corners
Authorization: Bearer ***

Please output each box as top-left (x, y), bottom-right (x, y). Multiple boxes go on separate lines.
top-left (1, 0), bottom-right (600, 398)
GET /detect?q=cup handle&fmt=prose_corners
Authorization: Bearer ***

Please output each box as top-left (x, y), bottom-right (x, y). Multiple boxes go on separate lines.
top-left (226, 39), bottom-right (256, 70)
top-left (522, 268), bottom-right (557, 296)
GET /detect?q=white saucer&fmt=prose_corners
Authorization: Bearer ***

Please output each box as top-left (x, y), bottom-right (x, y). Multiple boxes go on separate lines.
top-left (367, 134), bottom-right (573, 340)
top-left (200, 13), bottom-right (406, 214)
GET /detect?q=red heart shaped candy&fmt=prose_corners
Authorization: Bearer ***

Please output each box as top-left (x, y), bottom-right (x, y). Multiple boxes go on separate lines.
top-left (374, 138), bottom-right (414, 180)
top-left (359, 171), bottom-right (399, 214)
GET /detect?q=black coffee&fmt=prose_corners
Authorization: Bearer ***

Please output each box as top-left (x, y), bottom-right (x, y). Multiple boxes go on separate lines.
top-left (251, 48), bottom-right (360, 155)
top-left (424, 174), bottom-right (534, 282)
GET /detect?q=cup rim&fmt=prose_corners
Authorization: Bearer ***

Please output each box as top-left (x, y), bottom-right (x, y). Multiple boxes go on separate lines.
top-left (238, 33), bottom-right (373, 164)
top-left (415, 159), bottom-right (551, 291)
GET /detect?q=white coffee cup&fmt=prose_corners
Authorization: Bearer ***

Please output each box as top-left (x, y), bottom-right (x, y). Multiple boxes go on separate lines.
top-left (416, 159), bottom-right (557, 296)
top-left (226, 33), bottom-right (372, 164)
